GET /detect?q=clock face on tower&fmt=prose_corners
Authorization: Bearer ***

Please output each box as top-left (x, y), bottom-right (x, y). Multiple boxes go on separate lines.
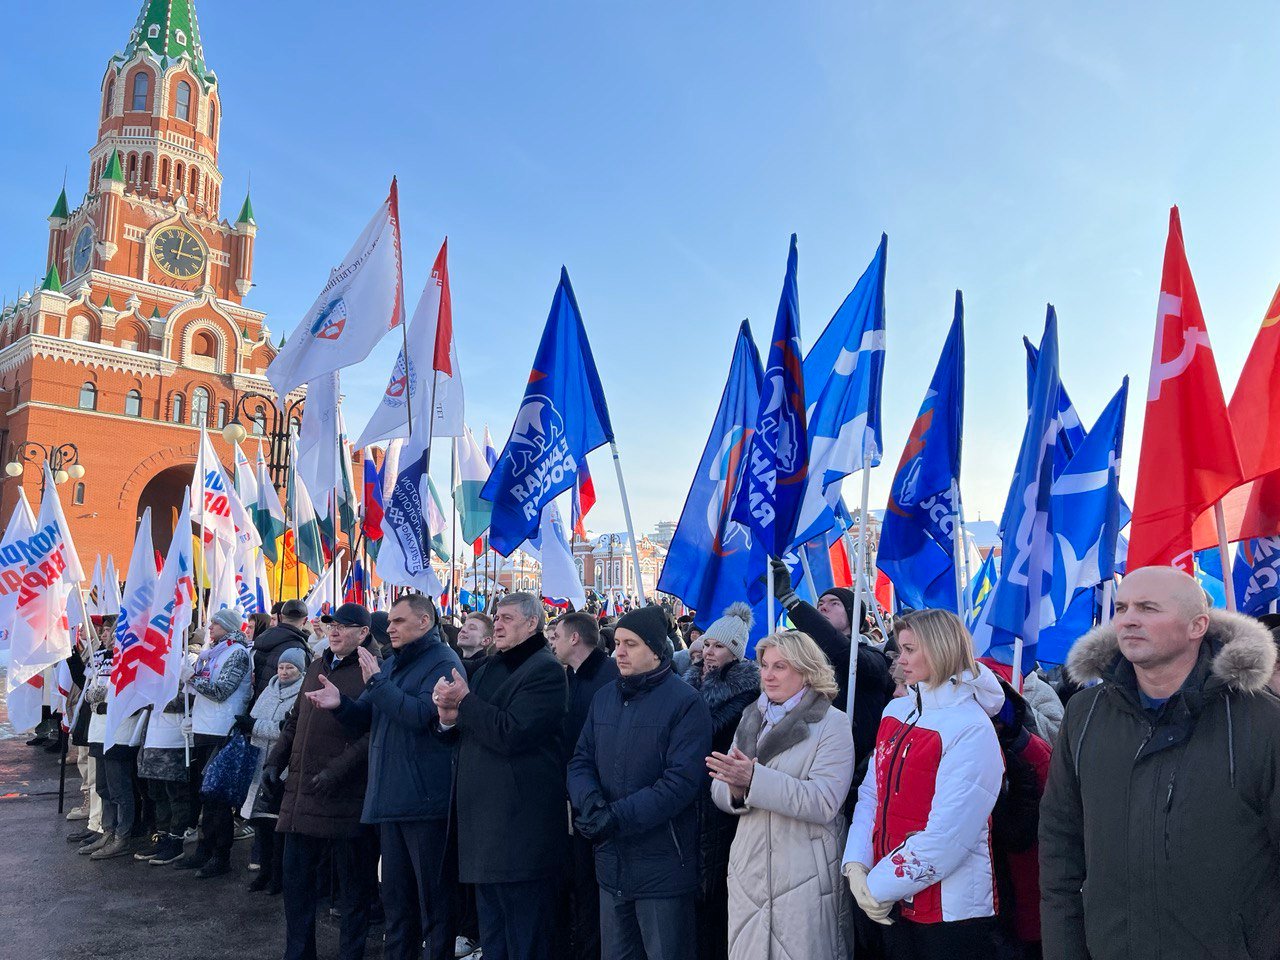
top-left (72, 225), bottom-right (94, 275)
top-left (150, 226), bottom-right (207, 280)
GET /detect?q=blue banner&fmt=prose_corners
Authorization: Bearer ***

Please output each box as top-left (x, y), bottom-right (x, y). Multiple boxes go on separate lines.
top-left (482, 268), bottom-right (614, 556)
top-left (877, 292), bottom-right (965, 611)
top-left (737, 235), bottom-right (809, 558)
top-left (1233, 537), bottom-right (1280, 615)
top-left (658, 321), bottom-right (763, 630)
top-left (988, 306), bottom-right (1062, 653)
top-left (791, 234), bottom-right (888, 548)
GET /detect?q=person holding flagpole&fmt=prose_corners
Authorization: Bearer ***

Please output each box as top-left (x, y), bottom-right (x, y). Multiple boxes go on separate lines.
top-left (174, 607), bottom-right (253, 878)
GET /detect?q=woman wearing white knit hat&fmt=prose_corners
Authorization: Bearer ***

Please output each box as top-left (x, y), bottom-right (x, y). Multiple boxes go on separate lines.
top-left (683, 603), bottom-right (760, 960)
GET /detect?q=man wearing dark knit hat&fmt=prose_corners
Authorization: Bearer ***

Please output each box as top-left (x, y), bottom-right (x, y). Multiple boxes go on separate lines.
top-left (769, 560), bottom-right (894, 785)
top-left (568, 604), bottom-right (711, 960)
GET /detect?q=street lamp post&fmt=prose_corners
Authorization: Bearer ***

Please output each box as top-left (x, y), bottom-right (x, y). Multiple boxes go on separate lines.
top-left (5, 441), bottom-right (86, 495)
top-left (221, 391), bottom-right (305, 488)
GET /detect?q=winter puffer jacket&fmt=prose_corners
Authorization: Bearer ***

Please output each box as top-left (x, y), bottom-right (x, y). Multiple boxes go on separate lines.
top-left (684, 658), bottom-right (760, 897)
top-left (1039, 610), bottom-right (1280, 960)
top-left (568, 663), bottom-right (712, 899)
top-left (844, 663), bottom-right (1005, 924)
top-left (713, 690), bottom-right (854, 960)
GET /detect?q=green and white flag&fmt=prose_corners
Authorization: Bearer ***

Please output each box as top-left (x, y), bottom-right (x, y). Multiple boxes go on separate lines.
top-left (453, 426), bottom-right (492, 545)
top-left (253, 444), bottom-right (287, 564)
top-left (287, 437), bottom-right (327, 577)
top-left (427, 476), bottom-right (450, 562)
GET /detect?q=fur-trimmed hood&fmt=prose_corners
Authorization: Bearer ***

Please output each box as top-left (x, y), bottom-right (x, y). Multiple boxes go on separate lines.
top-left (684, 657), bottom-right (760, 707)
top-left (1067, 608), bottom-right (1277, 693)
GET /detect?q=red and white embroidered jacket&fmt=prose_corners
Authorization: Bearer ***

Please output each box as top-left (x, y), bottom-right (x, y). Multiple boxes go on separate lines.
top-left (843, 663), bottom-right (1005, 924)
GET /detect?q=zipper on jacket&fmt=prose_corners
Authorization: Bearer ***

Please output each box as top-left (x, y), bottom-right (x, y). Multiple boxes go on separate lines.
top-left (1133, 723), bottom-right (1155, 761)
top-left (1162, 772), bottom-right (1176, 861)
top-left (668, 821), bottom-right (686, 865)
top-left (894, 743), bottom-right (911, 794)
top-left (876, 712), bottom-right (922, 859)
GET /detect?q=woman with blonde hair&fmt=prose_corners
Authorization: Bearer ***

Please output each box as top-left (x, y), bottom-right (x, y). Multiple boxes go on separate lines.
top-left (708, 630), bottom-right (854, 960)
top-left (842, 609), bottom-right (1006, 958)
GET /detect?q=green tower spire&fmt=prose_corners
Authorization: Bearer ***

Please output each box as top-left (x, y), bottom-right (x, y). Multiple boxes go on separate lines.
top-left (50, 188), bottom-right (70, 220)
top-left (123, 1), bottom-right (212, 83)
top-left (236, 191), bottom-right (256, 226)
top-left (41, 264), bottom-right (63, 293)
top-left (101, 150), bottom-right (125, 183)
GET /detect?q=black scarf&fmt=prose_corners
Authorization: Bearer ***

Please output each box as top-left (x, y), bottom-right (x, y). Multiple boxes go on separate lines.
top-left (619, 661), bottom-right (672, 698)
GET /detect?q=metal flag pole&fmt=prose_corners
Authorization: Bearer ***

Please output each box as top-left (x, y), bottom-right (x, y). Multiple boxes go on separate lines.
top-left (951, 480), bottom-right (967, 621)
top-left (609, 440), bottom-right (648, 605)
top-left (450, 441), bottom-right (459, 620)
top-left (1214, 502), bottom-right (1237, 611)
top-left (848, 453), bottom-right (873, 730)
top-left (798, 550), bottom-right (819, 606)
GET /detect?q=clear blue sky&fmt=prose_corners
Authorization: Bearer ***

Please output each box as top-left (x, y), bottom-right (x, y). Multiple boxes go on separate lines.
top-left (3, 2), bottom-right (1279, 540)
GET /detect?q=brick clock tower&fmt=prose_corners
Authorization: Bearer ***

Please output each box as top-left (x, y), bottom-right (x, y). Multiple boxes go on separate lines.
top-left (0, 0), bottom-right (296, 562)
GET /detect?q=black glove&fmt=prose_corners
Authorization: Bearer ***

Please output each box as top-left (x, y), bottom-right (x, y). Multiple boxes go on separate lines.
top-left (769, 557), bottom-right (798, 606)
top-left (308, 769), bottom-right (338, 797)
top-left (574, 805), bottom-right (619, 843)
top-left (260, 765), bottom-right (283, 795)
top-left (233, 714), bottom-right (255, 735)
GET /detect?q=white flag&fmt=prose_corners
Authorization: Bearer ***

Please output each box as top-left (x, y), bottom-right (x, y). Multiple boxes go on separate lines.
top-left (0, 492), bottom-right (38, 658)
top-left (356, 238), bottom-right (463, 447)
top-left (522, 500), bottom-right (586, 610)
top-left (87, 555), bottom-right (104, 617)
top-left (7, 464), bottom-right (85, 687)
top-left (297, 371), bottom-right (344, 500)
top-left (268, 181), bottom-right (405, 400)
top-left (233, 443), bottom-right (259, 509)
top-left (103, 555), bottom-right (122, 617)
top-left (104, 511), bottom-right (156, 750)
top-left (305, 563), bottom-right (337, 618)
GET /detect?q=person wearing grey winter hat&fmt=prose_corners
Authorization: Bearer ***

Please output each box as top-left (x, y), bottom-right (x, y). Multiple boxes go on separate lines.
top-left (699, 601), bottom-right (754, 662)
top-left (210, 606), bottom-right (245, 636)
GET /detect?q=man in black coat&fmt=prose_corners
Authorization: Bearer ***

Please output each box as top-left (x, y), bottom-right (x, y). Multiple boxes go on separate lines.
top-left (432, 592), bottom-right (568, 960)
top-left (549, 611), bottom-right (620, 960)
top-left (251, 598), bottom-right (312, 702)
top-left (267, 603), bottom-right (374, 960)
top-left (567, 604), bottom-right (711, 960)
top-left (769, 559), bottom-right (893, 781)
top-left (308, 594), bottom-right (462, 960)
top-left (1040, 567), bottom-right (1280, 960)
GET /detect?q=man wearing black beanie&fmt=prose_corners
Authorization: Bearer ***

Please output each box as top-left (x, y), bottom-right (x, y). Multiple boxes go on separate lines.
top-left (769, 560), bottom-right (894, 787)
top-left (568, 604), bottom-right (711, 960)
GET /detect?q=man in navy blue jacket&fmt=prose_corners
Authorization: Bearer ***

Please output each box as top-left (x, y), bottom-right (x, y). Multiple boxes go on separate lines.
top-left (567, 605), bottom-right (712, 960)
top-left (308, 593), bottom-right (462, 960)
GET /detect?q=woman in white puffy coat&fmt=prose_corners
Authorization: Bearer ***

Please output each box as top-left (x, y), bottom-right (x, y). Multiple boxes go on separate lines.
top-left (842, 609), bottom-right (1007, 958)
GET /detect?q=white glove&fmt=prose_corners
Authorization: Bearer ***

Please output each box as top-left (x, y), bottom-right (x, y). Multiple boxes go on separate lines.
top-left (843, 862), bottom-right (894, 925)
top-left (180, 717), bottom-right (193, 737)
top-left (180, 660), bottom-right (196, 682)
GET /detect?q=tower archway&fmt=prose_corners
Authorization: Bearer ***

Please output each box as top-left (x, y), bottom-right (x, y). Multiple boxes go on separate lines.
top-left (137, 463), bottom-right (194, 556)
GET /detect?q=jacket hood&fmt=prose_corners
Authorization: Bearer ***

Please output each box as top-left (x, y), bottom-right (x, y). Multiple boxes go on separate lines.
top-left (1067, 608), bottom-right (1276, 693)
top-left (914, 661), bottom-right (1005, 716)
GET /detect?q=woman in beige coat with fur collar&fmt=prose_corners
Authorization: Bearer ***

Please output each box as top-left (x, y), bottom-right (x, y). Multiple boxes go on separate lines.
top-left (709, 630), bottom-right (855, 960)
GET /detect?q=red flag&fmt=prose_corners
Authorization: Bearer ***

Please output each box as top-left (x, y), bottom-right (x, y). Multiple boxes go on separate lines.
top-left (829, 540), bottom-right (853, 588)
top-left (874, 568), bottom-right (894, 612)
top-left (1129, 207), bottom-right (1244, 571)
top-left (572, 457), bottom-right (596, 539)
top-left (430, 239), bottom-right (453, 375)
top-left (1189, 282), bottom-right (1280, 546)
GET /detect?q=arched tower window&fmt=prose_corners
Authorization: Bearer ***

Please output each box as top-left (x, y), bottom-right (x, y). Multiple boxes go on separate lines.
top-left (193, 331), bottom-right (216, 357)
top-left (127, 153), bottom-right (138, 181)
top-left (104, 79), bottom-right (115, 118)
top-left (175, 81), bottom-right (191, 121)
top-left (131, 72), bottom-right (149, 111)
top-left (78, 382), bottom-right (97, 410)
top-left (171, 393), bottom-right (184, 423)
top-left (125, 390), bottom-right (142, 417)
top-left (251, 407), bottom-right (267, 436)
top-left (175, 161), bottom-right (185, 189)
top-left (190, 387), bottom-right (210, 427)
top-left (190, 167), bottom-right (200, 195)
top-left (208, 102), bottom-right (217, 139)
top-left (142, 154), bottom-right (153, 184)
top-left (73, 482), bottom-right (86, 506)
top-left (216, 401), bottom-right (228, 429)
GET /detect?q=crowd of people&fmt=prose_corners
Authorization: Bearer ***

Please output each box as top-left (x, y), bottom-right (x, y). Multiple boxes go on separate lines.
top-left (29, 562), bottom-right (1280, 960)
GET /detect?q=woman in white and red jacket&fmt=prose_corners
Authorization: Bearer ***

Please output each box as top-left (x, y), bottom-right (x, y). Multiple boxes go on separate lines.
top-left (842, 608), bottom-right (1006, 958)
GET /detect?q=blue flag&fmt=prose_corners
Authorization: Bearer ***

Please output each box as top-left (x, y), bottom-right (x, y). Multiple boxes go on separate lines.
top-left (989, 307), bottom-right (1063, 650)
top-left (1025, 338), bottom-right (1085, 480)
top-left (1045, 379), bottom-right (1128, 629)
top-left (481, 268), bottom-right (614, 556)
top-left (791, 234), bottom-right (888, 548)
top-left (658, 321), bottom-right (763, 629)
top-left (737, 235), bottom-right (808, 558)
top-left (877, 292), bottom-right (965, 611)
top-left (965, 550), bottom-right (998, 629)
top-left (1233, 537), bottom-right (1280, 616)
